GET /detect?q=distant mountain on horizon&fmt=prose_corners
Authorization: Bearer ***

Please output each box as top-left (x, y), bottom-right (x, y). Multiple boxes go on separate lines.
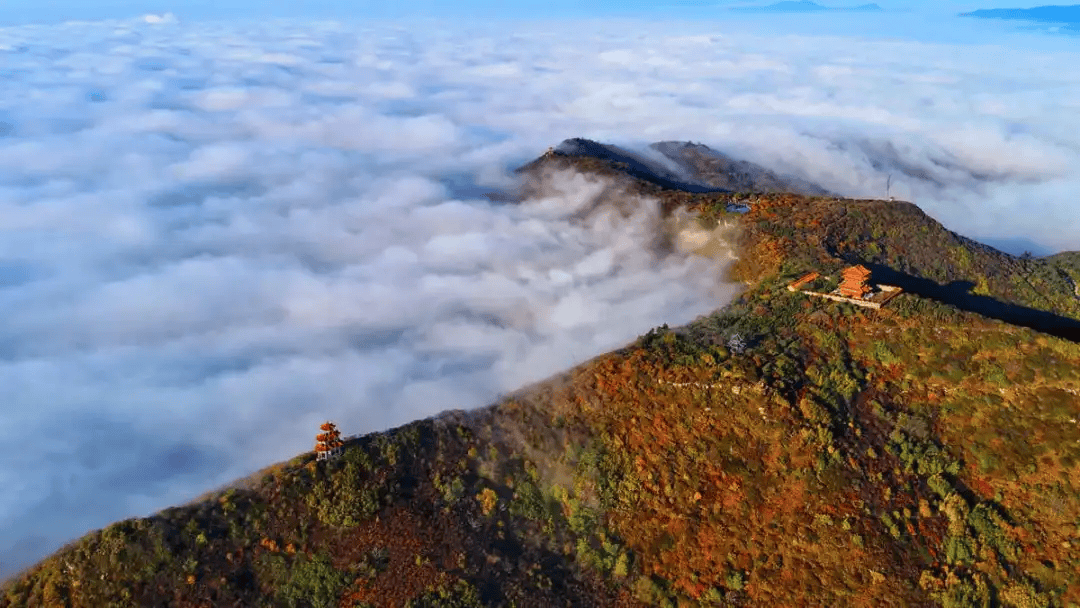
top-left (960, 4), bottom-right (1080, 24)
top-left (731, 1), bottom-right (883, 13)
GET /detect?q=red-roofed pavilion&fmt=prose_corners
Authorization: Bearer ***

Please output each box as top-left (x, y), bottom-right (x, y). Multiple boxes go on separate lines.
top-left (838, 265), bottom-right (872, 299)
top-left (315, 421), bottom-right (344, 461)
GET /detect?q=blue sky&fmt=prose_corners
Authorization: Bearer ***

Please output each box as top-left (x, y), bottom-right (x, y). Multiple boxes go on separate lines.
top-left (0, 0), bottom-right (1049, 24)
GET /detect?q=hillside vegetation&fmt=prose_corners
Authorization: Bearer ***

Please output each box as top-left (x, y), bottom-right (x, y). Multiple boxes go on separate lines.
top-left (4, 145), bottom-right (1080, 608)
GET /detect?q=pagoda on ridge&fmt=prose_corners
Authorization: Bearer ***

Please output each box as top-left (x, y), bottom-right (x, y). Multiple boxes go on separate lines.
top-left (838, 265), bottom-right (872, 299)
top-left (315, 421), bottom-right (344, 461)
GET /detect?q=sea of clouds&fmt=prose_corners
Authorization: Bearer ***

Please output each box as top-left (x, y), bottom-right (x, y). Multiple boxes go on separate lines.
top-left (2, 12), bottom-right (1079, 578)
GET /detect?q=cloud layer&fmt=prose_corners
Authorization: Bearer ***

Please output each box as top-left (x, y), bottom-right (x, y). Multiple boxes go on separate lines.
top-left (1, 13), bottom-right (1079, 578)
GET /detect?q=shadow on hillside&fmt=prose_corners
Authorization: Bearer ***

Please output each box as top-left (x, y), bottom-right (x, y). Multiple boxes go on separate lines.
top-left (863, 263), bottom-right (1080, 343)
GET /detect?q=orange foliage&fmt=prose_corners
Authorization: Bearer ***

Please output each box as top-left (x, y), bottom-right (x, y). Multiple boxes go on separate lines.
top-left (567, 345), bottom-right (913, 604)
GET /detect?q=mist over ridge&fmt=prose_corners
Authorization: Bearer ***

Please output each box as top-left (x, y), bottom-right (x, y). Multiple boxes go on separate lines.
top-left (1, 11), bottom-right (1079, 580)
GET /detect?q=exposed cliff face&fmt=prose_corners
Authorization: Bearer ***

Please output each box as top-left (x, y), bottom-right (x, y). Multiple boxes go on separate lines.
top-left (4, 142), bottom-right (1080, 608)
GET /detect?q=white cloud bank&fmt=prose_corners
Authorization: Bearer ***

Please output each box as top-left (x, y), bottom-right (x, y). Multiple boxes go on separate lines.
top-left (1, 14), bottom-right (1079, 579)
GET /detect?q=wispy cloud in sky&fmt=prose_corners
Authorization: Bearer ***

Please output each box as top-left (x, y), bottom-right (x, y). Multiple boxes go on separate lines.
top-left (1, 11), bottom-right (1079, 579)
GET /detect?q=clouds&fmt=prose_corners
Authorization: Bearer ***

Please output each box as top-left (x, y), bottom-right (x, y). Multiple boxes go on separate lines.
top-left (0, 2), bottom-right (1059, 27)
top-left (1, 12), bottom-right (1079, 579)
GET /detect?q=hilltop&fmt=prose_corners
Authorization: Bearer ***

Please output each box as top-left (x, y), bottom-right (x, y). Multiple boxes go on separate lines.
top-left (3, 142), bottom-right (1080, 607)
top-left (513, 138), bottom-right (830, 203)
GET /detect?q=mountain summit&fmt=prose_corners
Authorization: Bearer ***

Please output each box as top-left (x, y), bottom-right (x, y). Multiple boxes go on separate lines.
top-left (516, 138), bottom-right (829, 197)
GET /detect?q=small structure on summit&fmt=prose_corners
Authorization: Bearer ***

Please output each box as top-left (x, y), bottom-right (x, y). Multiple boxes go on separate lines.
top-left (315, 421), bottom-right (344, 461)
top-left (788, 265), bottom-right (903, 310)
top-left (838, 265), bottom-right (872, 299)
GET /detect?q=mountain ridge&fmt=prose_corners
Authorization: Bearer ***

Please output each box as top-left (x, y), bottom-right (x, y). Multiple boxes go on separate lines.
top-left (513, 138), bottom-right (832, 201)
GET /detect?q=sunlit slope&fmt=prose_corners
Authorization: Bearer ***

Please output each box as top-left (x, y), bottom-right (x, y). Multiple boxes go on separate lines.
top-left (4, 154), bottom-right (1080, 608)
top-left (728, 193), bottom-right (1080, 339)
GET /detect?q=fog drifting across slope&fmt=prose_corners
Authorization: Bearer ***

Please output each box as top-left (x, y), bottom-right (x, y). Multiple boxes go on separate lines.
top-left (0, 48), bottom-right (739, 576)
top-left (0, 163), bottom-right (737, 577)
top-left (2, 14), bottom-right (1080, 579)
